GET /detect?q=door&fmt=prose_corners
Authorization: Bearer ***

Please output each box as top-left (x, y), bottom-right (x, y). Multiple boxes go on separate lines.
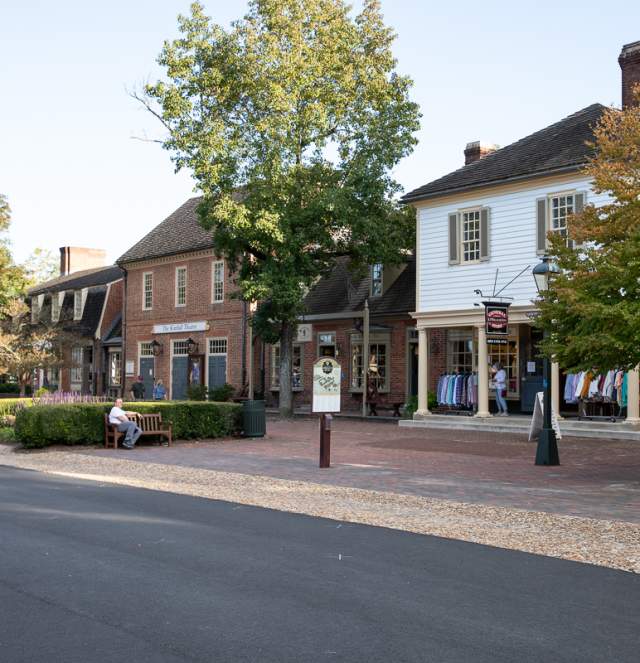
top-left (409, 343), bottom-right (419, 396)
top-left (208, 354), bottom-right (227, 390)
top-left (172, 357), bottom-right (189, 400)
top-left (189, 355), bottom-right (205, 387)
top-left (140, 357), bottom-right (154, 400)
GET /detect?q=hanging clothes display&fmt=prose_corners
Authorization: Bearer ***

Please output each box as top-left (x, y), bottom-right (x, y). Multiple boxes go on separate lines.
top-left (435, 374), bottom-right (476, 411)
top-left (563, 369), bottom-right (626, 420)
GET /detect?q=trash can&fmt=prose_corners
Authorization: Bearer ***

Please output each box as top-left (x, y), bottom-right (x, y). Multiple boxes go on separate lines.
top-left (242, 399), bottom-right (266, 437)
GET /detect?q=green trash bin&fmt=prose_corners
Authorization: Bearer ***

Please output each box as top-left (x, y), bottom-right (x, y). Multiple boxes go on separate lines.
top-left (243, 399), bottom-right (266, 437)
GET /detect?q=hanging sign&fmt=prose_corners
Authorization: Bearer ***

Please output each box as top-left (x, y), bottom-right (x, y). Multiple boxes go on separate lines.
top-left (483, 301), bottom-right (510, 335)
top-left (296, 324), bottom-right (312, 342)
top-left (312, 358), bottom-right (341, 413)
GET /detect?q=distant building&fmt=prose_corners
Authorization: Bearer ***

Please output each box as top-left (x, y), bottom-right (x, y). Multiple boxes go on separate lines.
top-left (27, 247), bottom-right (123, 396)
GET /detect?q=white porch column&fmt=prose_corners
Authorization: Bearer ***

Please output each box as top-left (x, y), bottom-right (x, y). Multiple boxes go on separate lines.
top-left (551, 361), bottom-right (562, 419)
top-left (476, 325), bottom-right (491, 418)
top-left (627, 366), bottom-right (640, 424)
top-left (416, 327), bottom-right (430, 417)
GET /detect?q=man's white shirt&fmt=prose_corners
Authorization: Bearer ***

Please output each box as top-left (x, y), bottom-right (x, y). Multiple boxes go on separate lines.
top-left (109, 406), bottom-right (127, 425)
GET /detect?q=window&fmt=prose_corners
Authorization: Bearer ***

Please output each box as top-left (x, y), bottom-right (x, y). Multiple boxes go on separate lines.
top-left (488, 336), bottom-right (519, 397)
top-left (175, 267), bottom-right (187, 306)
top-left (172, 340), bottom-right (190, 356)
top-left (70, 346), bottom-right (83, 384)
top-left (549, 194), bottom-right (574, 237)
top-left (73, 290), bottom-right (87, 320)
top-left (350, 336), bottom-right (389, 392)
top-left (109, 351), bottom-right (121, 387)
top-left (212, 261), bottom-right (224, 302)
top-left (209, 338), bottom-right (228, 355)
top-left (318, 332), bottom-right (336, 358)
top-left (462, 210), bottom-right (481, 262)
top-left (45, 367), bottom-right (60, 390)
top-left (31, 297), bottom-right (39, 323)
top-left (51, 292), bottom-right (62, 322)
top-left (271, 344), bottom-right (303, 389)
top-left (143, 272), bottom-right (153, 310)
top-left (447, 330), bottom-right (474, 374)
top-left (140, 342), bottom-right (154, 357)
top-left (371, 264), bottom-right (383, 297)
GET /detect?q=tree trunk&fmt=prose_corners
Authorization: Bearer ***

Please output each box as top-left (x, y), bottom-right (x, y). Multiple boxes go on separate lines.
top-left (278, 321), bottom-right (295, 418)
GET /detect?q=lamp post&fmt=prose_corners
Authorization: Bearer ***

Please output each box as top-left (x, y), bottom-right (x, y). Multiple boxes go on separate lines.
top-left (532, 256), bottom-right (561, 466)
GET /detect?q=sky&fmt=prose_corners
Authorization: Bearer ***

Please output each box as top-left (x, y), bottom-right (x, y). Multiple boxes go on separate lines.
top-left (1, 0), bottom-right (639, 266)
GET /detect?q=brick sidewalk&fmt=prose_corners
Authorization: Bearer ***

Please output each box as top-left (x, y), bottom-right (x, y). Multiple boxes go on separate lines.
top-left (79, 417), bottom-right (640, 523)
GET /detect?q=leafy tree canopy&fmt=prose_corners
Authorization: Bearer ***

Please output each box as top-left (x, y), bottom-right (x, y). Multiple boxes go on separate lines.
top-left (538, 88), bottom-right (640, 371)
top-left (0, 194), bottom-right (27, 311)
top-left (141, 0), bottom-right (421, 413)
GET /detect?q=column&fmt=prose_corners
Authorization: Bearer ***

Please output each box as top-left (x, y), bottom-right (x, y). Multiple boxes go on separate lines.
top-left (551, 361), bottom-right (562, 419)
top-left (476, 325), bottom-right (491, 417)
top-left (627, 366), bottom-right (640, 424)
top-left (416, 327), bottom-right (430, 417)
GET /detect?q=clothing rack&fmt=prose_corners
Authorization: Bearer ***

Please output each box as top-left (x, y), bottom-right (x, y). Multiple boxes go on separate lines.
top-left (565, 370), bottom-right (625, 422)
top-left (434, 372), bottom-right (476, 416)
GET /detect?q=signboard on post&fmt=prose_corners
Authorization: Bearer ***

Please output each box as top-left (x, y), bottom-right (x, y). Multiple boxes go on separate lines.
top-left (312, 358), bottom-right (341, 413)
top-left (528, 392), bottom-right (562, 441)
top-left (483, 302), bottom-right (510, 335)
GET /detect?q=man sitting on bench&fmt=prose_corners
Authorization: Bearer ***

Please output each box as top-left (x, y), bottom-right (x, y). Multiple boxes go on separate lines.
top-left (108, 398), bottom-right (141, 450)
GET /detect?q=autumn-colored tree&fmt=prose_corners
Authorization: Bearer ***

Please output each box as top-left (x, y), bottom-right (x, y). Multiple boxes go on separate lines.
top-left (538, 87), bottom-right (640, 371)
top-left (22, 247), bottom-right (59, 286)
top-left (0, 194), bottom-right (27, 310)
top-left (139, 1), bottom-right (420, 415)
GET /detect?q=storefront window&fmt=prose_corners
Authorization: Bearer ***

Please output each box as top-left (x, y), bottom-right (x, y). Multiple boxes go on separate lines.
top-left (488, 338), bottom-right (519, 397)
top-left (109, 351), bottom-right (121, 387)
top-left (70, 346), bottom-right (83, 385)
top-left (317, 332), bottom-right (336, 358)
top-left (350, 337), bottom-right (389, 392)
top-left (271, 344), bottom-right (303, 389)
top-left (447, 330), bottom-right (473, 374)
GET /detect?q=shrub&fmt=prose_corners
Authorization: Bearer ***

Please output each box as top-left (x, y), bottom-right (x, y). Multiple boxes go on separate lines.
top-left (186, 384), bottom-right (208, 401)
top-left (0, 398), bottom-right (31, 418)
top-left (402, 391), bottom-right (437, 418)
top-left (34, 387), bottom-right (51, 398)
top-left (15, 401), bottom-right (242, 448)
top-left (0, 427), bottom-right (16, 443)
top-left (0, 383), bottom-right (20, 394)
top-left (208, 383), bottom-right (235, 402)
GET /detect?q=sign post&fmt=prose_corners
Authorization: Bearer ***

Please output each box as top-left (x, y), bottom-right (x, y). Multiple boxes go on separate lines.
top-left (313, 358), bottom-right (341, 468)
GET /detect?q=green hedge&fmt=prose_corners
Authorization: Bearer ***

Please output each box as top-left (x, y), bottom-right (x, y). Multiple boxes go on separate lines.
top-left (0, 398), bottom-right (32, 417)
top-left (15, 401), bottom-right (242, 449)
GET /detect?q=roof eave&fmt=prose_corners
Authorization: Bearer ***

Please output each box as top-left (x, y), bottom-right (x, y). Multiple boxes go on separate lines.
top-left (401, 163), bottom-right (586, 205)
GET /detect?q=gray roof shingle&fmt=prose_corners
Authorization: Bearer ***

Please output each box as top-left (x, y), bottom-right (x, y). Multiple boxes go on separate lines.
top-left (402, 104), bottom-right (607, 203)
top-left (28, 265), bottom-right (123, 296)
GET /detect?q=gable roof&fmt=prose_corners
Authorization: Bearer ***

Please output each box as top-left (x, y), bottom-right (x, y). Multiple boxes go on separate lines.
top-left (27, 265), bottom-right (123, 296)
top-left (117, 197), bottom-right (213, 264)
top-left (402, 103), bottom-right (608, 203)
top-left (34, 287), bottom-right (108, 338)
top-left (302, 256), bottom-right (415, 318)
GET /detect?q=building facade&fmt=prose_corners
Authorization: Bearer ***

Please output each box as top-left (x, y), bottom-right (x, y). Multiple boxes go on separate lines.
top-left (28, 248), bottom-right (124, 396)
top-left (118, 197), bottom-right (249, 400)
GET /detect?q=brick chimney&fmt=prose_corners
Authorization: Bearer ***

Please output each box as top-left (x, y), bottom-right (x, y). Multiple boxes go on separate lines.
top-left (59, 247), bottom-right (106, 277)
top-left (464, 141), bottom-right (498, 165)
top-left (619, 40), bottom-right (640, 108)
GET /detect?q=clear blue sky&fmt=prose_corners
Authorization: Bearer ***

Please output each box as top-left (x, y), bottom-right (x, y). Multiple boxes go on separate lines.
top-left (1, 0), bottom-right (639, 265)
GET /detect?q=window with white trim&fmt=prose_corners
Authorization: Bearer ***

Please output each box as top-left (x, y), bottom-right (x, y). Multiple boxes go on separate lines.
top-left (461, 210), bottom-right (481, 263)
top-left (172, 340), bottom-right (190, 356)
top-left (447, 329), bottom-right (474, 374)
top-left (109, 350), bottom-right (121, 386)
top-left (143, 272), bottom-right (153, 310)
top-left (51, 292), bottom-right (62, 322)
top-left (271, 344), bottom-right (303, 389)
top-left (208, 338), bottom-right (228, 355)
top-left (140, 342), bottom-right (154, 357)
top-left (212, 260), bottom-right (224, 302)
top-left (549, 194), bottom-right (574, 237)
top-left (73, 290), bottom-right (84, 320)
top-left (371, 264), bottom-right (383, 297)
top-left (31, 297), bottom-right (39, 323)
top-left (70, 346), bottom-right (83, 384)
top-left (318, 332), bottom-right (336, 358)
top-left (350, 335), bottom-right (389, 392)
top-left (175, 266), bottom-right (187, 307)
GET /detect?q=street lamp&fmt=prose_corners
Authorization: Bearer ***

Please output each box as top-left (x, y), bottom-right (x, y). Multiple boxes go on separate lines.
top-left (532, 256), bottom-right (561, 466)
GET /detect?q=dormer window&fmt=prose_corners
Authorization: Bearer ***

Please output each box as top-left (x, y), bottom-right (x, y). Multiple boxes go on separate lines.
top-left (31, 296), bottom-right (41, 323)
top-left (73, 289), bottom-right (87, 320)
top-left (51, 291), bottom-right (64, 323)
top-left (371, 263), bottom-right (383, 297)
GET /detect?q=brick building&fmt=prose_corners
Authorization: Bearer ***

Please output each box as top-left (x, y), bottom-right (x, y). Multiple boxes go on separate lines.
top-left (28, 247), bottom-right (124, 396)
top-left (117, 197), bottom-right (249, 400)
top-left (265, 256), bottom-right (418, 413)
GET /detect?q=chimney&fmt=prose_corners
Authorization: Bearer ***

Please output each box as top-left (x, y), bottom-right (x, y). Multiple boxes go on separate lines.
top-left (59, 247), bottom-right (107, 277)
top-left (619, 40), bottom-right (640, 109)
top-left (464, 141), bottom-right (498, 165)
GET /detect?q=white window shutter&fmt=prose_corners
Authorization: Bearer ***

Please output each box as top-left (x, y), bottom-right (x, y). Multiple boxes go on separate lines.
top-left (536, 198), bottom-right (547, 254)
top-left (448, 213), bottom-right (459, 265)
top-left (480, 208), bottom-right (490, 261)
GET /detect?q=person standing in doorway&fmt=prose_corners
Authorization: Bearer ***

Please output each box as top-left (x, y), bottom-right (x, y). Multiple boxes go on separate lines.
top-left (153, 379), bottom-right (167, 401)
top-left (492, 362), bottom-right (508, 416)
top-left (130, 376), bottom-right (145, 401)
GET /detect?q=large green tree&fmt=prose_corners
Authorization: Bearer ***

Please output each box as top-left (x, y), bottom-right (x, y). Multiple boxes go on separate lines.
top-left (0, 195), bottom-right (27, 310)
top-left (538, 89), bottom-right (640, 371)
top-left (140, 0), bottom-right (420, 415)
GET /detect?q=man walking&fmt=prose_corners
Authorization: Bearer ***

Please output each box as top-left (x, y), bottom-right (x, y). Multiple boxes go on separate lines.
top-left (108, 398), bottom-right (142, 449)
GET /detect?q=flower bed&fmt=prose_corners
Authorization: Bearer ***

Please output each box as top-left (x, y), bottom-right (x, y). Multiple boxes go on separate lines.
top-left (15, 401), bottom-right (242, 448)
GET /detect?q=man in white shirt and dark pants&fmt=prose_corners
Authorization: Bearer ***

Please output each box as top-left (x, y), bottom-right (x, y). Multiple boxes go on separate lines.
top-left (108, 398), bottom-right (142, 449)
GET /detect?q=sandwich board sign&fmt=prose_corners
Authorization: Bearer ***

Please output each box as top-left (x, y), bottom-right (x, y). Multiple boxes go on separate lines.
top-left (313, 358), bottom-right (341, 413)
top-left (528, 392), bottom-right (562, 441)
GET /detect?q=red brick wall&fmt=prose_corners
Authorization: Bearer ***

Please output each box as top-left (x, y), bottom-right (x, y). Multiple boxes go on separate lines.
top-left (265, 317), bottom-right (416, 411)
top-left (123, 253), bottom-right (247, 398)
top-left (429, 328), bottom-right (447, 393)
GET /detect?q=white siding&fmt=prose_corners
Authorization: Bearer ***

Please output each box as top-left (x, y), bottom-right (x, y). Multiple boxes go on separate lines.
top-left (416, 176), bottom-right (609, 312)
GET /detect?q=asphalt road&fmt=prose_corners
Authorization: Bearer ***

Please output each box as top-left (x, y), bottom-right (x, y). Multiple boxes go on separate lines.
top-left (0, 467), bottom-right (638, 663)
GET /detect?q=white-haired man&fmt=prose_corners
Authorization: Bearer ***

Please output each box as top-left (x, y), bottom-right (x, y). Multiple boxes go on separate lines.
top-left (108, 398), bottom-right (142, 449)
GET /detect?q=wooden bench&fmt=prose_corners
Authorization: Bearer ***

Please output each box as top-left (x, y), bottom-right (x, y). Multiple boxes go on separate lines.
top-left (104, 413), bottom-right (172, 449)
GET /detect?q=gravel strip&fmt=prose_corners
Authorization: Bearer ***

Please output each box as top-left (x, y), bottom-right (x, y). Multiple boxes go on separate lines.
top-left (2, 445), bottom-right (638, 573)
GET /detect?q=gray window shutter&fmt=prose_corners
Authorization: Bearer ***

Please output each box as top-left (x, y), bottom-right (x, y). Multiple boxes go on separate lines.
top-left (536, 198), bottom-right (547, 254)
top-left (448, 213), bottom-right (459, 265)
top-left (480, 208), bottom-right (490, 261)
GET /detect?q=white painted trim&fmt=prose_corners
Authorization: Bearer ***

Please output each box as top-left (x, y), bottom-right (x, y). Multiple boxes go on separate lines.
top-left (142, 271), bottom-right (153, 311)
top-left (211, 260), bottom-right (225, 303)
top-left (175, 265), bottom-right (187, 307)
top-left (95, 283), bottom-right (111, 339)
top-left (205, 336), bottom-right (229, 388)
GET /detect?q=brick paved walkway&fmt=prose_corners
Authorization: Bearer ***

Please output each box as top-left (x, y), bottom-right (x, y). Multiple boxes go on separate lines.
top-left (81, 417), bottom-right (640, 523)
